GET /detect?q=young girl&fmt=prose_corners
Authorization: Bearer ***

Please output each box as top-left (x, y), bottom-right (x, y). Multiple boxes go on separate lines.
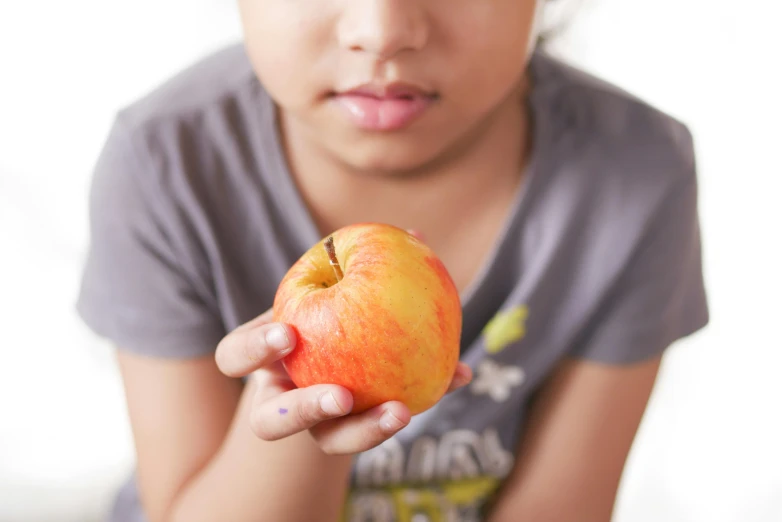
top-left (76, 0), bottom-right (709, 521)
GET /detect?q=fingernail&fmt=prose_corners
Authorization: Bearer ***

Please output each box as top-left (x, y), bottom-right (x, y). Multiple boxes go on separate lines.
top-left (320, 392), bottom-right (344, 416)
top-left (407, 229), bottom-right (424, 241)
top-left (379, 410), bottom-right (405, 433)
top-left (265, 325), bottom-right (291, 353)
top-left (455, 367), bottom-right (473, 388)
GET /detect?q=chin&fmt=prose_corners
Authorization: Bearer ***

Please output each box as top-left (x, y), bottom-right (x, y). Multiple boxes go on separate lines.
top-left (325, 129), bottom-right (457, 177)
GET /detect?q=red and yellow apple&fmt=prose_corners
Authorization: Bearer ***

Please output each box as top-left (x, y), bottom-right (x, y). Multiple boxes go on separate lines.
top-left (272, 223), bottom-right (462, 415)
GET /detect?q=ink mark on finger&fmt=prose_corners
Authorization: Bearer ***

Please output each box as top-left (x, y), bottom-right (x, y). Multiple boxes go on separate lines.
top-left (279, 408), bottom-right (289, 415)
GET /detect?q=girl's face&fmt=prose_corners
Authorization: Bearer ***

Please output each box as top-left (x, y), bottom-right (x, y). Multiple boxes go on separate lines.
top-left (237, 0), bottom-right (541, 174)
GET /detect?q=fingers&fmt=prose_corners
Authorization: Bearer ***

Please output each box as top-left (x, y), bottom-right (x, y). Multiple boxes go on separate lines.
top-left (250, 384), bottom-right (354, 441)
top-left (251, 382), bottom-right (411, 454)
top-left (310, 401), bottom-right (411, 455)
top-left (446, 362), bottom-right (473, 393)
top-left (215, 319), bottom-right (296, 378)
top-left (406, 228), bottom-right (425, 241)
top-left (223, 305), bottom-right (471, 455)
top-left (248, 360), bottom-right (471, 454)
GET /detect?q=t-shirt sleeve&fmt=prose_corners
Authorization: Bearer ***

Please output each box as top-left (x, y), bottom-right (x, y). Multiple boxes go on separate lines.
top-left (569, 131), bottom-right (710, 365)
top-left (75, 116), bottom-right (226, 359)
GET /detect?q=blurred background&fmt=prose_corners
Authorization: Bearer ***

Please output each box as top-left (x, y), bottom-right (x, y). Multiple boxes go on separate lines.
top-left (0, 0), bottom-right (779, 521)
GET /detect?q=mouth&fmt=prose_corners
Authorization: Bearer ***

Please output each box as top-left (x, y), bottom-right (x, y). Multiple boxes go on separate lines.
top-left (334, 82), bottom-right (439, 102)
top-left (329, 82), bottom-right (439, 132)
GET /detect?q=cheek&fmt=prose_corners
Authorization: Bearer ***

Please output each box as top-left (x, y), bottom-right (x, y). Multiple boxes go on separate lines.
top-left (442, 2), bottom-right (535, 106)
top-left (238, 4), bottom-right (331, 107)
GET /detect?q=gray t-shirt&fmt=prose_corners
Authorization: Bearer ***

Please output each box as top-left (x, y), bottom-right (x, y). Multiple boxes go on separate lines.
top-left (76, 43), bottom-right (709, 522)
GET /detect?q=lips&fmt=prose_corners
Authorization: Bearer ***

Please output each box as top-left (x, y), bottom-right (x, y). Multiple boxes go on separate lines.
top-left (331, 82), bottom-right (438, 132)
top-left (342, 82), bottom-right (435, 100)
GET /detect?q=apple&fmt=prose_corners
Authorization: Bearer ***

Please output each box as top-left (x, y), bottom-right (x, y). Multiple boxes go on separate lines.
top-left (273, 223), bottom-right (462, 415)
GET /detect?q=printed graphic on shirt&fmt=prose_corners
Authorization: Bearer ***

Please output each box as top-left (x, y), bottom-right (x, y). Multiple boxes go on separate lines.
top-left (344, 476), bottom-right (499, 522)
top-left (482, 305), bottom-right (529, 354)
top-left (470, 360), bottom-right (525, 402)
top-left (343, 428), bottom-right (515, 522)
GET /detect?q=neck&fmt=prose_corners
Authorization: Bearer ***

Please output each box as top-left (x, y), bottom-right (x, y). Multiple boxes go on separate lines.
top-left (279, 86), bottom-right (532, 246)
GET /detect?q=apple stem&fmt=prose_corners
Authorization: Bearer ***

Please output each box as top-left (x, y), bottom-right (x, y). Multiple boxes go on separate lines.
top-left (324, 236), bottom-right (344, 283)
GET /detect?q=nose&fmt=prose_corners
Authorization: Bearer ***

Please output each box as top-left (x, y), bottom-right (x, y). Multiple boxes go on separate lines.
top-left (337, 0), bottom-right (428, 60)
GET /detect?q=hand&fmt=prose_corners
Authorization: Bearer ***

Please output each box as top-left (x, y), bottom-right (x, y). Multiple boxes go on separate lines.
top-left (215, 308), bottom-right (472, 455)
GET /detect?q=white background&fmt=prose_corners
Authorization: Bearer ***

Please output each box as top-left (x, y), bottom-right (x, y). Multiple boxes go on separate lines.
top-left (0, 1), bottom-right (780, 521)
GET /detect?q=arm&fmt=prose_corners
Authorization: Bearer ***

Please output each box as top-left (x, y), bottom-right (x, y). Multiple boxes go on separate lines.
top-left (118, 309), bottom-right (473, 522)
top-left (486, 130), bottom-right (707, 520)
top-left (487, 355), bottom-right (662, 522)
top-left (118, 350), bottom-right (355, 522)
